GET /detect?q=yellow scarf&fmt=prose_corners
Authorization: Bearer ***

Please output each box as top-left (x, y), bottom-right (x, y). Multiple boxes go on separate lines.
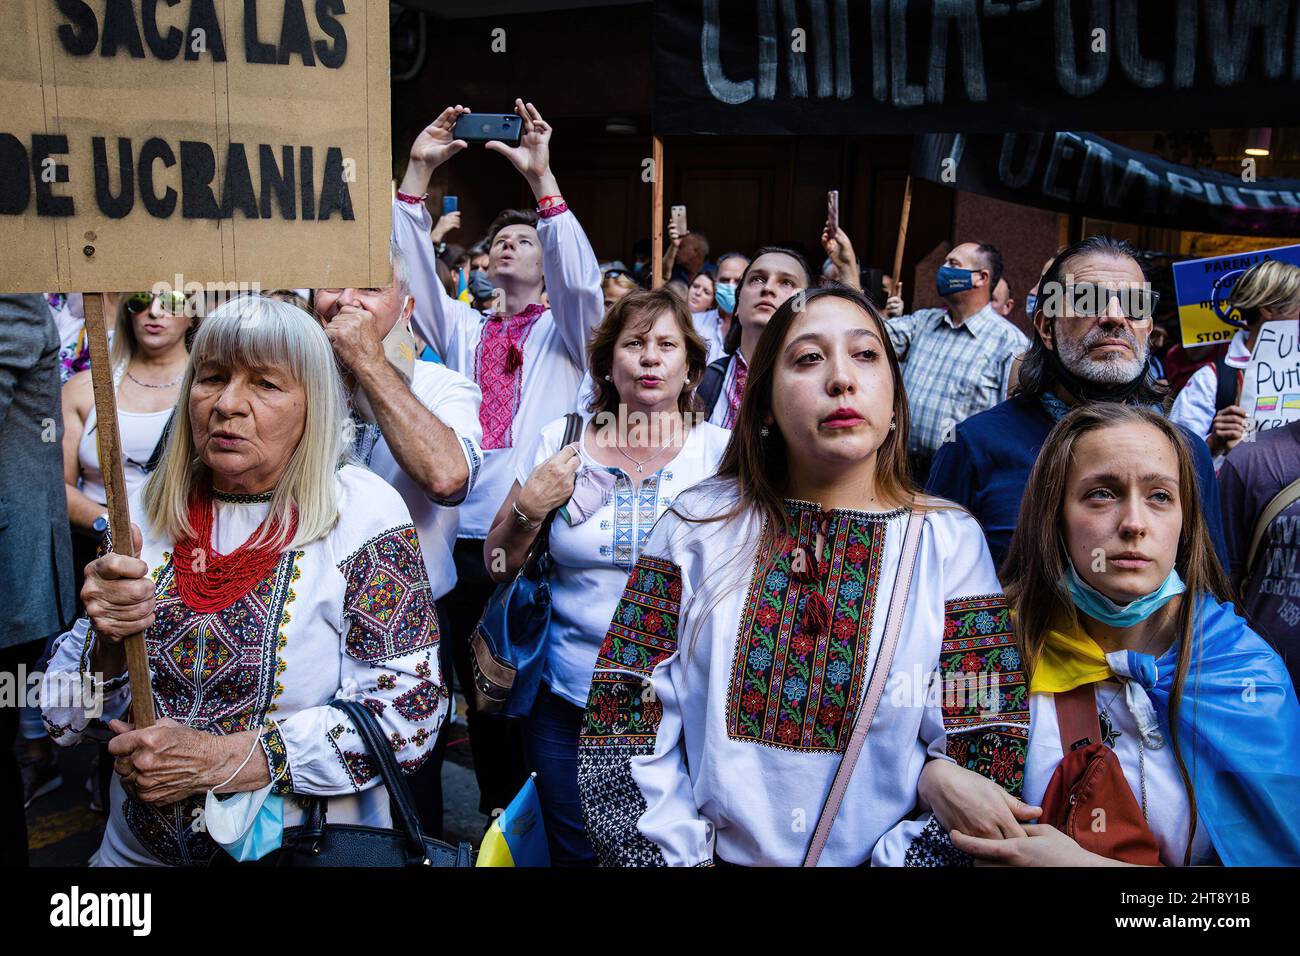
top-left (1029, 615), bottom-right (1112, 694)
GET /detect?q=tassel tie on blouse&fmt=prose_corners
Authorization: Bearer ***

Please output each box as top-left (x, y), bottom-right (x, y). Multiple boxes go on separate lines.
top-left (790, 508), bottom-right (835, 639)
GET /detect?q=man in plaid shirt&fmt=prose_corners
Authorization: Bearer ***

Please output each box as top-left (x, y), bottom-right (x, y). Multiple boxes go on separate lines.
top-left (884, 241), bottom-right (1028, 482)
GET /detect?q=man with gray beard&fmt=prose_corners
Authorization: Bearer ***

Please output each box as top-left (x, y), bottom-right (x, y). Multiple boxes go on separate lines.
top-left (926, 236), bottom-right (1228, 569)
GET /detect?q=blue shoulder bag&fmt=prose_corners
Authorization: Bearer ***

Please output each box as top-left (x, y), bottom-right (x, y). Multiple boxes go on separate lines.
top-left (469, 413), bottom-right (582, 718)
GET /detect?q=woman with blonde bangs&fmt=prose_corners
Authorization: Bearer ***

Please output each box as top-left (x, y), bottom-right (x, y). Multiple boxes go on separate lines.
top-left (950, 404), bottom-right (1300, 866)
top-left (579, 286), bottom-right (1030, 866)
top-left (42, 296), bottom-right (447, 867)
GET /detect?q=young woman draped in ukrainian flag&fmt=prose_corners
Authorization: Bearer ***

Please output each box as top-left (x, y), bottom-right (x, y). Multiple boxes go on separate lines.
top-left (947, 404), bottom-right (1300, 866)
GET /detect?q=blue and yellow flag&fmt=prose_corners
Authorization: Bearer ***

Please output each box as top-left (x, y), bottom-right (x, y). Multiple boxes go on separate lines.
top-left (477, 774), bottom-right (549, 867)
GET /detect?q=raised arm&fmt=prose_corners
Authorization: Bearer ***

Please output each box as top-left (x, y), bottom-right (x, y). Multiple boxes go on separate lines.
top-left (487, 99), bottom-right (603, 367)
top-left (395, 106), bottom-right (483, 361)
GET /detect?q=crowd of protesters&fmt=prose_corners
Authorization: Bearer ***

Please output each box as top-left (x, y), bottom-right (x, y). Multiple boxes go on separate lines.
top-left (3, 101), bottom-right (1299, 868)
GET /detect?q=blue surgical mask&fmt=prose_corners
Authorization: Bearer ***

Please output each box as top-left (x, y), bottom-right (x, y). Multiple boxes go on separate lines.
top-left (1025, 292), bottom-right (1038, 318)
top-left (196, 726), bottom-right (286, 862)
top-left (714, 281), bottom-right (737, 315)
top-left (1063, 560), bottom-right (1186, 628)
top-left (468, 269), bottom-right (495, 301)
top-left (936, 264), bottom-right (977, 297)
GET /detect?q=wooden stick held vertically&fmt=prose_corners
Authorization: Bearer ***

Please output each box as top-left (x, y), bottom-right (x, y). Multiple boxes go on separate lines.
top-left (82, 292), bottom-right (157, 729)
top-left (892, 176), bottom-right (914, 303)
top-left (651, 136), bottom-right (664, 291)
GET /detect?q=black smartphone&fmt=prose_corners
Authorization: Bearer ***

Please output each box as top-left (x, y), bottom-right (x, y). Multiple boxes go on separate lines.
top-left (453, 113), bottom-right (522, 146)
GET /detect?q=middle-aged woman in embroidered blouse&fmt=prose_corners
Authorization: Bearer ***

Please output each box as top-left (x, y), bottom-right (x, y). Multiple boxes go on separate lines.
top-left (42, 296), bottom-right (448, 867)
top-left (577, 285), bottom-right (1034, 867)
top-left (485, 287), bottom-right (731, 865)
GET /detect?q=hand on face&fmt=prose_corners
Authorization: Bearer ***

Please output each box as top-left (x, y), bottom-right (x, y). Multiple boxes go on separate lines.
top-left (769, 297), bottom-right (895, 475)
top-left (189, 361), bottom-right (307, 495)
top-left (314, 288), bottom-right (404, 373)
top-left (609, 310), bottom-right (691, 415)
top-left (1063, 422), bottom-right (1182, 605)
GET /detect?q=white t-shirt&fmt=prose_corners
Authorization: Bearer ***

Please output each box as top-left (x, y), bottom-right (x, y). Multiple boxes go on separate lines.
top-left (1022, 683), bottom-right (1216, 866)
top-left (517, 414), bottom-right (730, 707)
top-left (354, 360), bottom-right (483, 602)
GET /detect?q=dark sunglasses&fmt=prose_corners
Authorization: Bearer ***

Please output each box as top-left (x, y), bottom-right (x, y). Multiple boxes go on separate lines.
top-left (1064, 283), bottom-right (1159, 322)
top-left (126, 290), bottom-right (189, 315)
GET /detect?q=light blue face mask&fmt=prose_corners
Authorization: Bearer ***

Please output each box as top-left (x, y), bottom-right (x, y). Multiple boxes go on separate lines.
top-left (196, 725), bottom-right (287, 862)
top-left (714, 281), bottom-right (737, 315)
top-left (1063, 559), bottom-right (1186, 628)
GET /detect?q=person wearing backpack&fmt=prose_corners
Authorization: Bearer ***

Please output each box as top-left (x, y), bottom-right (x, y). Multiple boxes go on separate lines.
top-left (1171, 260), bottom-right (1300, 464)
top-left (951, 404), bottom-right (1300, 866)
top-left (1219, 418), bottom-right (1300, 692)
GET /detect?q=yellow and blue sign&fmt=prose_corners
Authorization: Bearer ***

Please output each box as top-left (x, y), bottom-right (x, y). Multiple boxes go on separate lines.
top-left (1172, 244), bottom-right (1300, 349)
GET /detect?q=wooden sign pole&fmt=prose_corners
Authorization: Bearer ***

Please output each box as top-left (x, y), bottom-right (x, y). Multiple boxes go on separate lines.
top-left (651, 136), bottom-right (665, 291)
top-left (892, 176), bottom-right (914, 304)
top-left (82, 292), bottom-right (157, 729)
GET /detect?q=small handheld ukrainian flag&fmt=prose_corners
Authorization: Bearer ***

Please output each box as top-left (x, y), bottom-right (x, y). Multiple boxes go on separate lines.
top-left (477, 773), bottom-right (550, 867)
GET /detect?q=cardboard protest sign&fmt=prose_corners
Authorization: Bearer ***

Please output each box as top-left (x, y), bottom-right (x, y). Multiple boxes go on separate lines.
top-left (1171, 244), bottom-right (1300, 349)
top-left (0, 0), bottom-right (391, 293)
top-left (1241, 320), bottom-right (1300, 437)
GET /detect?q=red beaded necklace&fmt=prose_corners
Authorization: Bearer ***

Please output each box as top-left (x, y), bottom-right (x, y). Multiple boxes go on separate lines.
top-left (172, 484), bottom-right (297, 613)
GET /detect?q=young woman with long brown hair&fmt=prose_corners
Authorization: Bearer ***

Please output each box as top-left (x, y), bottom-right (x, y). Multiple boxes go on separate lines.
top-left (952, 404), bottom-right (1300, 866)
top-left (577, 286), bottom-right (1032, 866)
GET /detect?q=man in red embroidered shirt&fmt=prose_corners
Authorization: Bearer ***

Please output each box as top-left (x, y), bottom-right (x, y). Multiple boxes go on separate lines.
top-left (392, 98), bottom-right (603, 821)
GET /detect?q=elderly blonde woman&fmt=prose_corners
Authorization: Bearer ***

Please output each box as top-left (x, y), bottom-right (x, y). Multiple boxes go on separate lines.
top-left (42, 296), bottom-right (447, 867)
top-left (1171, 259), bottom-right (1300, 460)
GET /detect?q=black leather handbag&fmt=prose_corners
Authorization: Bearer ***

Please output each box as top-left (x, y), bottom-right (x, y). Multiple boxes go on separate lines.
top-left (268, 699), bottom-right (474, 867)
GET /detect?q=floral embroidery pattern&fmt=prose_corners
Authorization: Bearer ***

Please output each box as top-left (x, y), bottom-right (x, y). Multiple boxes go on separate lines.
top-left (578, 554), bottom-right (681, 867)
top-left (725, 502), bottom-right (888, 753)
top-left (938, 595), bottom-right (1029, 797)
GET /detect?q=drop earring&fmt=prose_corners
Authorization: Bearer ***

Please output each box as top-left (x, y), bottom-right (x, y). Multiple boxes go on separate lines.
top-left (889, 418), bottom-right (896, 431)
top-left (760, 425), bottom-right (770, 437)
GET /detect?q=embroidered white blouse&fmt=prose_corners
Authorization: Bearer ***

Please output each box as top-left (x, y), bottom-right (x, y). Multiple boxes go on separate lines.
top-left (42, 466), bottom-right (448, 867)
top-left (518, 414), bottom-right (730, 708)
top-left (578, 482), bottom-right (1011, 866)
top-left (352, 359), bottom-right (484, 601)
top-left (392, 198), bottom-right (604, 538)
top-left (691, 309), bottom-right (726, 363)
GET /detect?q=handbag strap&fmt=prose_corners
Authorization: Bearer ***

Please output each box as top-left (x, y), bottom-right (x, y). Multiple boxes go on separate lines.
top-left (1242, 474), bottom-right (1300, 590)
top-left (802, 508), bottom-right (923, 867)
top-left (1054, 682), bottom-right (1102, 754)
top-left (521, 412), bottom-right (584, 575)
top-left (327, 698), bottom-right (430, 863)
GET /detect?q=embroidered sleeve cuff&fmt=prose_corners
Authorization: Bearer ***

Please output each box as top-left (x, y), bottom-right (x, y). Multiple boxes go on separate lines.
top-left (428, 435), bottom-right (481, 506)
top-left (537, 201), bottom-right (569, 219)
top-left (259, 723), bottom-right (295, 796)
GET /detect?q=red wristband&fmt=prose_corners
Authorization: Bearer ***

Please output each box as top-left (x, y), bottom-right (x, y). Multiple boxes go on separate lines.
top-left (395, 190), bottom-right (427, 205)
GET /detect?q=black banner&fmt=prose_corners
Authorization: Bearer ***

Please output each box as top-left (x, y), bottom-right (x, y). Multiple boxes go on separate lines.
top-left (654, 0), bottom-right (1300, 135)
top-left (911, 130), bottom-right (1300, 235)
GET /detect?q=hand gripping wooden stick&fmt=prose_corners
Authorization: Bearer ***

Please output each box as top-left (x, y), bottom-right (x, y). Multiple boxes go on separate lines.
top-left (82, 293), bottom-right (157, 728)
